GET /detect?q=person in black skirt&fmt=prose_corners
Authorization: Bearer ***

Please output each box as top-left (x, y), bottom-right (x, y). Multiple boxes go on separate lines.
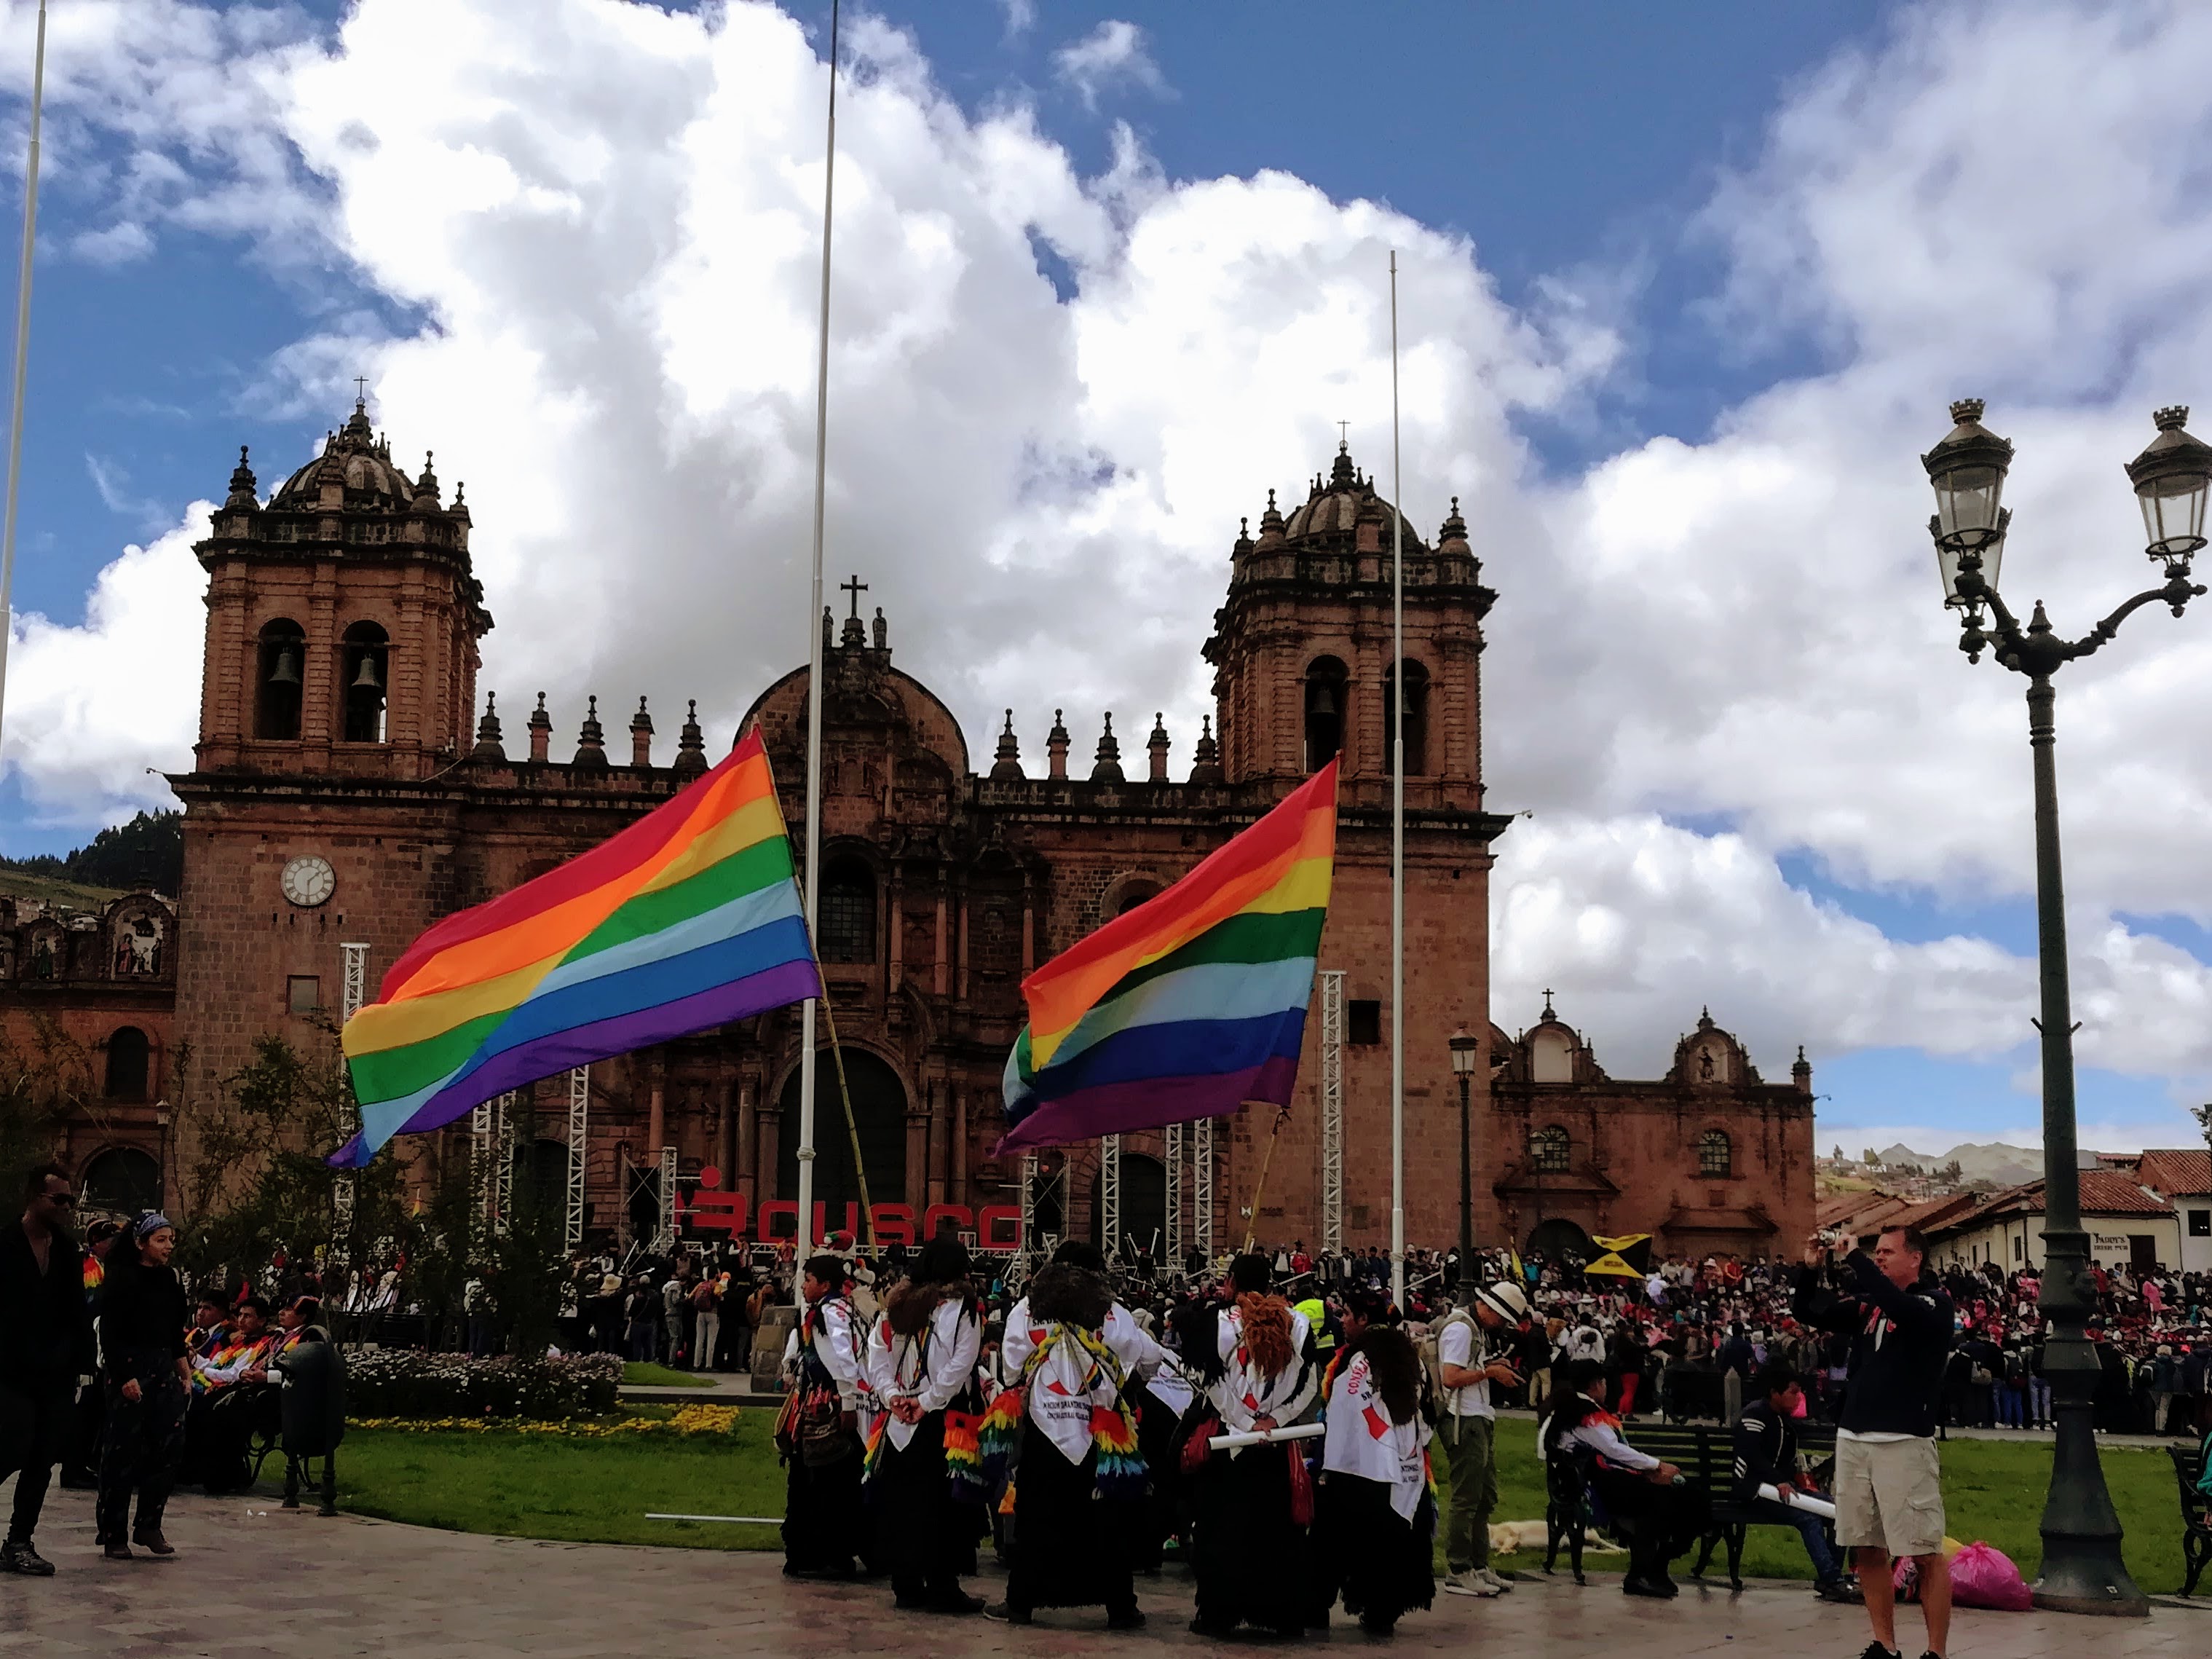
top-left (1314, 1290), bottom-right (1436, 1636)
top-left (984, 1241), bottom-right (1162, 1629)
top-left (865, 1232), bottom-right (987, 1615)
top-left (95, 1213), bottom-right (190, 1560)
top-left (1186, 1253), bottom-right (1321, 1639)
top-left (1542, 1357), bottom-right (1710, 1596)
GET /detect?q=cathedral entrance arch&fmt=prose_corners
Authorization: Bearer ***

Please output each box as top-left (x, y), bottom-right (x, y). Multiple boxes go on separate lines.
top-left (1525, 1217), bottom-right (1597, 1266)
top-left (777, 1049), bottom-right (909, 1226)
top-left (1091, 1152), bottom-right (1166, 1261)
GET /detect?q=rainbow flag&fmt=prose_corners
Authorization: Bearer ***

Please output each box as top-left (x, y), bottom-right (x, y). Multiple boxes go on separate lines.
top-left (331, 728), bottom-right (820, 1167)
top-left (995, 760), bottom-right (1337, 1153)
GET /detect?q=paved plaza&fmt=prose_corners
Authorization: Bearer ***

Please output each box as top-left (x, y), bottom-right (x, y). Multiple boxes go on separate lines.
top-left (1, 1484), bottom-right (2200, 1658)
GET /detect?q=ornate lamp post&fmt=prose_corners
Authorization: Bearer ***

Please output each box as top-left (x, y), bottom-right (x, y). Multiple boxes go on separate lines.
top-left (1450, 1026), bottom-right (1480, 1304)
top-left (1921, 399), bottom-right (2211, 1616)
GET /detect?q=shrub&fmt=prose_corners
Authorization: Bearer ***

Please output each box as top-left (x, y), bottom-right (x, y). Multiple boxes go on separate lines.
top-left (344, 1349), bottom-right (623, 1420)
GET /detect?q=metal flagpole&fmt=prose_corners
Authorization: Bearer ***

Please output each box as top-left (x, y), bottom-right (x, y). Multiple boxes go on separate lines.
top-left (1388, 251), bottom-right (1406, 1311)
top-left (796, 0), bottom-right (841, 1253)
top-left (0, 0), bottom-right (47, 746)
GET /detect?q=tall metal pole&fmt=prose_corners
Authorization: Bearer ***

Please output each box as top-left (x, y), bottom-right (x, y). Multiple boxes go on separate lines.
top-left (0, 0), bottom-right (47, 744)
top-left (1456, 1071), bottom-right (1473, 1304)
top-left (2023, 674), bottom-right (2145, 1615)
top-left (1387, 251), bottom-right (1405, 1310)
top-left (796, 0), bottom-right (841, 1252)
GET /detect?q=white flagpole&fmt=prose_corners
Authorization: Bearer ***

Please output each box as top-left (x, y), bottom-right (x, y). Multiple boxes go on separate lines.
top-left (0, 0), bottom-right (49, 749)
top-left (1388, 251), bottom-right (1406, 1312)
top-left (797, 0), bottom-right (841, 1252)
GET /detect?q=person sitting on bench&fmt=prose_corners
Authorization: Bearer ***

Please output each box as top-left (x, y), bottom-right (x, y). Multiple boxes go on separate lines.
top-left (1731, 1360), bottom-right (1856, 1603)
top-left (1542, 1357), bottom-right (1710, 1598)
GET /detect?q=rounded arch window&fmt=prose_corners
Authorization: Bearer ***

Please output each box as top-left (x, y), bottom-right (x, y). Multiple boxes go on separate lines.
top-left (1382, 658), bottom-right (1429, 776)
top-left (256, 618), bottom-right (306, 740)
top-left (817, 856), bottom-right (877, 964)
top-left (777, 1048), bottom-right (907, 1221)
top-left (1303, 655), bottom-right (1348, 773)
top-left (341, 620), bottom-right (390, 743)
top-left (104, 1026), bottom-right (151, 1101)
top-left (1698, 1129), bottom-right (1734, 1178)
top-left (1113, 879), bottom-right (1162, 918)
top-left (82, 1146), bottom-right (161, 1215)
top-left (1529, 1123), bottom-right (1571, 1173)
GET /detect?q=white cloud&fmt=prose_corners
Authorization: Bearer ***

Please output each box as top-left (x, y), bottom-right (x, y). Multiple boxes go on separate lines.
top-left (1051, 20), bottom-right (1165, 112)
top-left (1, 510), bottom-right (205, 829)
top-left (998, 0), bottom-right (1037, 42)
top-left (9, 0), bottom-right (2212, 1154)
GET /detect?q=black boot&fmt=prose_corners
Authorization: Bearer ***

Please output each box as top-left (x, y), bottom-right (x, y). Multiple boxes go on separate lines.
top-left (0, 1539), bottom-right (55, 1577)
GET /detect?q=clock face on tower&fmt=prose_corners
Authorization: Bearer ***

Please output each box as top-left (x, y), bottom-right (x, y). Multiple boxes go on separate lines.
top-left (280, 855), bottom-right (336, 908)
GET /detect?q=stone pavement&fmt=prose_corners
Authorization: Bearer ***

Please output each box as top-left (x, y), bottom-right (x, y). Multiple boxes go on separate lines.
top-left (1, 1485), bottom-right (2198, 1659)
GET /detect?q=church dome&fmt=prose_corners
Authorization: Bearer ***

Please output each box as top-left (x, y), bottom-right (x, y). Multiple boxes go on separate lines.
top-left (269, 399), bottom-right (416, 511)
top-left (1277, 441), bottom-right (1426, 553)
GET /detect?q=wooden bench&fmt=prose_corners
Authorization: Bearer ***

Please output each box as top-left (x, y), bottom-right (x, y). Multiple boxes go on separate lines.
top-left (1543, 1419), bottom-right (1838, 1591)
top-left (2173, 1443), bottom-right (2210, 1598)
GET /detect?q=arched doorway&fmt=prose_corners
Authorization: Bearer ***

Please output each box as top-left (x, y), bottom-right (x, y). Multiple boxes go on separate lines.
top-left (778, 1049), bottom-right (909, 1225)
top-left (1525, 1217), bottom-right (1596, 1266)
top-left (82, 1146), bottom-right (161, 1215)
top-left (1091, 1151), bottom-right (1166, 1261)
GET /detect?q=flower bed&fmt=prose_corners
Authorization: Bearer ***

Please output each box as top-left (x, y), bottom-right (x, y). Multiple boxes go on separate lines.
top-left (352, 1403), bottom-right (741, 1438)
top-left (344, 1349), bottom-right (625, 1421)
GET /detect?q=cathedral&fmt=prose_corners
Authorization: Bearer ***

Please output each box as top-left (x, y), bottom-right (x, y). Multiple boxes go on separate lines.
top-left (7, 398), bottom-right (1814, 1260)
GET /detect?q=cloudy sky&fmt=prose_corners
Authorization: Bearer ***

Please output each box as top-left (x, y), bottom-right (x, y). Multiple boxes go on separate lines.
top-left (1, 0), bottom-right (2208, 1159)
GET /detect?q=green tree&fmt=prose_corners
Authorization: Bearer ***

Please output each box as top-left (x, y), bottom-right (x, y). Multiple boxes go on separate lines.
top-left (67, 809), bottom-right (183, 893)
top-left (0, 1017), bottom-right (95, 1204)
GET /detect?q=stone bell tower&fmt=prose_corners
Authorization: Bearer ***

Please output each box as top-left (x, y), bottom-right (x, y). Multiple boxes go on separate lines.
top-left (191, 397), bottom-right (491, 780)
top-left (1201, 440), bottom-right (1494, 814)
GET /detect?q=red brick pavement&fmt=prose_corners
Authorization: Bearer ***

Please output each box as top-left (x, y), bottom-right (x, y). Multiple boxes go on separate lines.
top-left (0, 1486), bottom-right (2197, 1658)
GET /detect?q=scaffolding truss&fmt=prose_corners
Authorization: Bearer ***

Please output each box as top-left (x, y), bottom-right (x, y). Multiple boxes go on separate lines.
top-left (333, 943), bottom-right (370, 1250)
top-left (566, 1066), bottom-right (590, 1253)
top-left (1163, 1120), bottom-right (1183, 1264)
top-left (654, 1145), bottom-right (678, 1252)
top-left (1100, 1133), bottom-right (1121, 1261)
top-left (470, 1101), bottom-right (494, 1231)
top-left (1193, 1116), bottom-right (1214, 1262)
top-left (1319, 969), bottom-right (1345, 1256)
top-left (493, 1091), bottom-right (518, 1236)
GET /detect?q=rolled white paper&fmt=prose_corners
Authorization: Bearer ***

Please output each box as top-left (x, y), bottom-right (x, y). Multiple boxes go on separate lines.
top-left (1208, 1421), bottom-right (1328, 1451)
top-left (1755, 1482), bottom-right (1837, 1520)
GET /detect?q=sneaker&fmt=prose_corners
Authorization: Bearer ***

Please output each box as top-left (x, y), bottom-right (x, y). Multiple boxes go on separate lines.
top-left (1443, 1569), bottom-right (1502, 1598)
top-left (1623, 1575), bottom-right (1672, 1598)
top-left (1190, 1616), bottom-right (1238, 1638)
top-left (1476, 1567), bottom-right (1514, 1594)
top-left (0, 1540), bottom-right (54, 1577)
top-left (982, 1603), bottom-right (1031, 1625)
top-left (1857, 1644), bottom-right (1901, 1659)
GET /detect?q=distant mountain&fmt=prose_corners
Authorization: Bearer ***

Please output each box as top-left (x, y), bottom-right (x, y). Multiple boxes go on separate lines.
top-left (1876, 1140), bottom-right (2047, 1188)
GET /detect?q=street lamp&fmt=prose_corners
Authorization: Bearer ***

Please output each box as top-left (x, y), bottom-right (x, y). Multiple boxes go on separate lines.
top-left (1449, 1025), bottom-right (1480, 1306)
top-left (1920, 398), bottom-right (2211, 1617)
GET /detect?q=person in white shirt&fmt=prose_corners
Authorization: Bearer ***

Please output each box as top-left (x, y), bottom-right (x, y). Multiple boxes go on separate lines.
top-left (1542, 1357), bottom-right (1710, 1598)
top-left (983, 1242), bottom-right (1161, 1630)
top-left (1314, 1289), bottom-right (1434, 1636)
top-left (1187, 1253), bottom-right (1320, 1640)
top-left (779, 1254), bottom-right (870, 1579)
top-left (865, 1234), bottom-right (986, 1616)
top-left (1437, 1279), bottom-right (1529, 1599)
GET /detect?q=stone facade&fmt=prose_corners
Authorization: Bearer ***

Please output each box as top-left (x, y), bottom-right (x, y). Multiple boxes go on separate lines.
top-left (36, 404), bottom-right (1813, 1256)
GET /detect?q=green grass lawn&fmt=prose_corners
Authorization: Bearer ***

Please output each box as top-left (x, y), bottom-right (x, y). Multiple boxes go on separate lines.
top-left (335, 1414), bottom-right (2192, 1593)
top-left (621, 1362), bottom-right (714, 1389)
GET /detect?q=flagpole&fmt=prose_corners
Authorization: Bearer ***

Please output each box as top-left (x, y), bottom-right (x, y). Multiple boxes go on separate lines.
top-left (797, 0), bottom-right (840, 1253)
top-left (0, 0), bottom-right (49, 749)
top-left (1388, 250), bottom-right (1406, 1312)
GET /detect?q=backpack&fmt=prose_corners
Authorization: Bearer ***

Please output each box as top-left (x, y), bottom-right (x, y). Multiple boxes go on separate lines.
top-left (1421, 1308), bottom-right (1481, 1422)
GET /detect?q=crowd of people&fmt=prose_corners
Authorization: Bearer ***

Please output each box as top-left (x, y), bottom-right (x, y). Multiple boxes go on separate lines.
top-left (1, 1165), bottom-right (346, 1576)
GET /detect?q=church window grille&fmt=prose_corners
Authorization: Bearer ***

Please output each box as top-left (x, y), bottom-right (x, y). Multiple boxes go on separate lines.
top-left (1530, 1124), bottom-right (1571, 1173)
top-left (818, 859), bottom-right (877, 964)
top-left (1698, 1129), bottom-right (1733, 1178)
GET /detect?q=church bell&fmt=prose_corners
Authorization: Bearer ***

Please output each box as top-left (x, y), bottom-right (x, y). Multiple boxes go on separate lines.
top-left (1308, 681), bottom-right (1338, 717)
top-left (350, 653), bottom-right (384, 692)
top-left (266, 646), bottom-right (301, 686)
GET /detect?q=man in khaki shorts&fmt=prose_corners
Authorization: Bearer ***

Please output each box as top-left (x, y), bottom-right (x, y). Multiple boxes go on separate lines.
top-left (1795, 1226), bottom-right (1954, 1659)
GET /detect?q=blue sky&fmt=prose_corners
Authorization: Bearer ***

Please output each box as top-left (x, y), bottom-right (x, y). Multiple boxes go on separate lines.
top-left (0, 0), bottom-right (2208, 1159)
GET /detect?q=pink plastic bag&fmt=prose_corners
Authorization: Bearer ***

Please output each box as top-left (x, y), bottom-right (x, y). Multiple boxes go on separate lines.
top-left (1948, 1542), bottom-right (2033, 1612)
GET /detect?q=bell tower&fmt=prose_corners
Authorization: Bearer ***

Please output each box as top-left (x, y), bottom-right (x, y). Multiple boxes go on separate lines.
top-left (191, 398), bottom-right (491, 780)
top-left (1201, 441), bottom-right (1494, 811)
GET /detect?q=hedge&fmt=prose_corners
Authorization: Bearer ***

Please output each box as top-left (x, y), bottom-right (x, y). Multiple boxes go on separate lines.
top-left (344, 1349), bottom-right (625, 1420)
